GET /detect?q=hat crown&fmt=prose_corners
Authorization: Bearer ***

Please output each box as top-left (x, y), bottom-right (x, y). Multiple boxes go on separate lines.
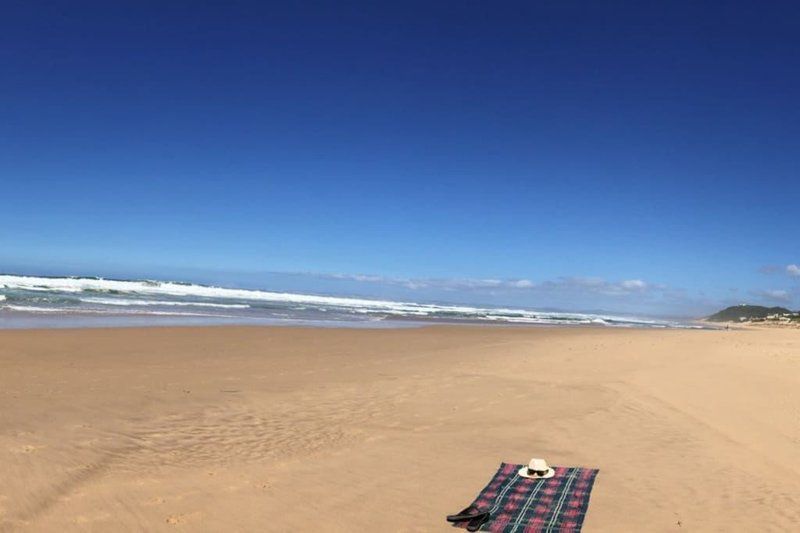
top-left (528, 458), bottom-right (549, 472)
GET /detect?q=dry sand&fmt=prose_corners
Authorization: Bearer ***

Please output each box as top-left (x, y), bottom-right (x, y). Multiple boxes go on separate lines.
top-left (1, 325), bottom-right (799, 532)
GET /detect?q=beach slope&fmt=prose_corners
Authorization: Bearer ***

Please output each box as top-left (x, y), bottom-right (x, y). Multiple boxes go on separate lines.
top-left (1, 326), bottom-right (799, 531)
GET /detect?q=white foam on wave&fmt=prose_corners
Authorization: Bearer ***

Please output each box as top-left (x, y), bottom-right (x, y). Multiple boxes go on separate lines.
top-left (0, 303), bottom-right (239, 318)
top-left (0, 274), bottom-right (465, 312)
top-left (0, 274), bottom-right (672, 327)
top-left (79, 297), bottom-right (250, 309)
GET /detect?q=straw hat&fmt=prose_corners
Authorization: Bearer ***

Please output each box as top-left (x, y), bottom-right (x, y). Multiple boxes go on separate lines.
top-left (517, 458), bottom-right (555, 479)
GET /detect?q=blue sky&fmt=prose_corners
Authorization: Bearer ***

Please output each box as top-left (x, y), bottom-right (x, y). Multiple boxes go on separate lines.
top-left (1, 1), bottom-right (799, 316)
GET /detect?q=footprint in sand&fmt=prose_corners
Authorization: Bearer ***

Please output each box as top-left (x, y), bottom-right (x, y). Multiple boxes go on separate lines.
top-left (10, 444), bottom-right (44, 453)
top-left (73, 511), bottom-right (111, 524)
top-left (166, 512), bottom-right (201, 525)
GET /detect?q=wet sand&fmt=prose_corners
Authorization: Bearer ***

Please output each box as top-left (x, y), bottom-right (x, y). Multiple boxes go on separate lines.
top-left (1, 326), bottom-right (799, 531)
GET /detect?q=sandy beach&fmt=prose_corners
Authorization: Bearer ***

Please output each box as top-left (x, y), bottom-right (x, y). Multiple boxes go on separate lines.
top-left (1, 325), bottom-right (799, 532)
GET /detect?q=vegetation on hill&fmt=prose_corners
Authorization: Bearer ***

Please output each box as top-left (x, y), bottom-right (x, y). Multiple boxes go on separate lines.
top-left (707, 305), bottom-right (798, 322)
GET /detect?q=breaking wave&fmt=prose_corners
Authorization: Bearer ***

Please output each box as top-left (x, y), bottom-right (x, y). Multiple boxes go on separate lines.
top-left (0, 274), bottom-right (688, 328)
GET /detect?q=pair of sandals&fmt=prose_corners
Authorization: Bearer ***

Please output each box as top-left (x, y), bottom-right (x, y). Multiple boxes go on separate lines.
top-left (446, 506), bottom-right (490, 532)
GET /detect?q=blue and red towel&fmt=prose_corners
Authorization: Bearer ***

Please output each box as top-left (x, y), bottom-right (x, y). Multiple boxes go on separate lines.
top-left (452, 462), bottom-right (599, 533)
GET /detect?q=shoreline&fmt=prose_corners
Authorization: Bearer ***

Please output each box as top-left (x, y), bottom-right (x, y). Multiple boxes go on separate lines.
top-left (2, 325), bottom-right (797, 531)
top-left (0, 312), bottom-right (709, 331)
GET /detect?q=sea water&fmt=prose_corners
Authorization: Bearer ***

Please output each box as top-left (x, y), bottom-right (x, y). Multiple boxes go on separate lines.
top-left (0, 274), bottom-right (698, 329)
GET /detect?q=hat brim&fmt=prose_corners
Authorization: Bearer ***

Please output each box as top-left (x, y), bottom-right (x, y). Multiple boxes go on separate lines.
top-left (517, 466), bottom-right (555, 479)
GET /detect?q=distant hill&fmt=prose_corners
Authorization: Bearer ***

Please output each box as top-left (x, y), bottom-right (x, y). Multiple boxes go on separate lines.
top-left (707, 305), bottom-right (795, 322)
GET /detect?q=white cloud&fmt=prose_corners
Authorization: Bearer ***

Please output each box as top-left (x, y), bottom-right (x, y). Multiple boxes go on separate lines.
top-left (327, 273), bottom-right (386, 283)
top-left (318, 273), bottom-right (537, 291)
top-left (787, 264), bottom-right (800, 277)
top-left (754, 289), bottom-right (791, 303)
top-left (315, 272), bottom-right (659, 299)
top-left (621, 279), bottom-right (648, 290)
top-left (311, 274), bottom-right (667, 297)
top-left (543, 277), bottom-right (652, 296)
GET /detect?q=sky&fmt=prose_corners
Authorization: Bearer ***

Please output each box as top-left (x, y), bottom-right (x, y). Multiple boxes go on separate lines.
top-left (1, 1), bottom-right (799, 317)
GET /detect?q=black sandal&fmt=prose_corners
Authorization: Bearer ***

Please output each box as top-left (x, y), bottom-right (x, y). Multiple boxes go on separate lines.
top-left (466, 511), bottom-right (490, 532)
top-left (446, 506), bottom-right (488, 523)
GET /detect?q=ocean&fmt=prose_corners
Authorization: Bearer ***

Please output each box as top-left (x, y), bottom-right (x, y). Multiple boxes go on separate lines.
top-left (0, 274), bottom-right (696, 329)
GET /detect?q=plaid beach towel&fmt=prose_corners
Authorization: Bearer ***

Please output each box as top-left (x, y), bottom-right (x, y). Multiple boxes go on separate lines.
top-left (452, 463), bottom-right (599, 533)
